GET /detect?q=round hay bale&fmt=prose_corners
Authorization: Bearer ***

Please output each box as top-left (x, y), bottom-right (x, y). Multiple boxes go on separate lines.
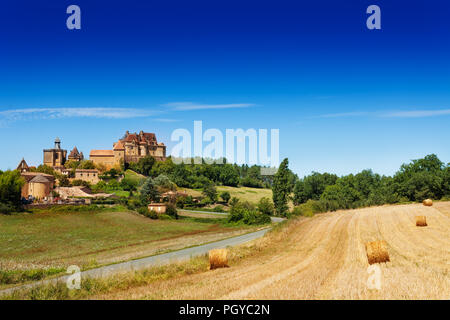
top-left (423, 199), bottom-right (433, 207)
top-left (416, 216), bottom-right (427, 227)
top-left (365, 240), bottom-right (390, 265)
top-left (209, 248), bottom-right (229, 270)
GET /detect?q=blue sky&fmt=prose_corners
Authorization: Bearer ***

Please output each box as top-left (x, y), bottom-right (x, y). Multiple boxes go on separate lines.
top-left (0, 0), bottom-right (449, 177)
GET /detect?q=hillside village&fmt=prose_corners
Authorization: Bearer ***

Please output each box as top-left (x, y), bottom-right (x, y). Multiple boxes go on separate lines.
top-left (17, 131), bottom-right (167, 205)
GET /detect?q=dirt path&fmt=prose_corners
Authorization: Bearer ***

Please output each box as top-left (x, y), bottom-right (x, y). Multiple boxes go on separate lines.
top-left (96, 202), bottom-right (450, 300)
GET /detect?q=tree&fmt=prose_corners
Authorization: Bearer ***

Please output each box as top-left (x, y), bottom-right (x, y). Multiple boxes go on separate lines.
top-left (140, 177), bottom-right (160, 203)
top-left (120, 176), bottom-right (139, 196)
top-left (79, 160), bottom-right (96, 170)
top-left (219, 164), bottom-right (240, 187)
top-left (0, 170), bottom-right (25, 213)
top-left (272, 158), bottom-right (291, 216)
top-left (220, 191), bottom-right (231, 204)
top-left (58, 175), bottom-right (71, 187)
top-left (65, 160), bottom-right (80, 169)
top-left (202, 182), bottom-right (218, 203)
top-left (33, 164), bottom-right (56, 176)
top-left (394, 154), bottom-right (446, 201)
top-left (153, 174), bottom-right (176, 192)
top-left (293, 172), bottom-right (338, 205)
top-left (150, 157), bottom-right (176, 177)
top-left (134, 156), bottom-right (155, 176)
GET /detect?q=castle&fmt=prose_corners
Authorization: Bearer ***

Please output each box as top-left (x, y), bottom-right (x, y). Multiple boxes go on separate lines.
top-left (89, 131), bottom-right (166, 169)
top-left (41, 131), bottom-right (166, 171)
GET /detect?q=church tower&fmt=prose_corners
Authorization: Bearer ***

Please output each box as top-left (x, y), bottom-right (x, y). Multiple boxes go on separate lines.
top-left (43, 137), bottom-right (67, 167)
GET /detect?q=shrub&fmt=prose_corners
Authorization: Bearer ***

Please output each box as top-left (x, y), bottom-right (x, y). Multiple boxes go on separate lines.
top-left (175, 196), bottom-right (185, 208)
top-left (228, 202), bottom-right (270, 225)
top-left (229, 197), bottom-right (240, 207)
top-left (71, 179), bottom-right (90, 187)
top-left (137, 206), bottom-right (149, 216)
top-left (212, 205), bottom-right (225, 213)
top-left (257, 197), bottom-right (275, 216)
top-left (0, 202), bottom-right (16, 214)
top-left (200, 197), bottom-right (213, 206)
top-left (292, 199), bottom-right (326, 217)
top-left (220, 191), bottom-right (231, 204)
top-left (165, 203), bottom-right (178, 219)
top-left (137, 206), bottom-right (158, 219)
top-left (126, 198), bottom-right (144, 211)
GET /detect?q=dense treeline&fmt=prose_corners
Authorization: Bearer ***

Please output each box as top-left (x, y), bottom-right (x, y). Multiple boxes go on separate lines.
top-left (290, 154), bottom-right (450, 215)
top-left (127, 157), bottom-right (285, 189)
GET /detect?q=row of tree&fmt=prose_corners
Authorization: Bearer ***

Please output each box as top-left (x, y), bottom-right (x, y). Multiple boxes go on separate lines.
top-left (127, 157), bottom-right (289, 189)
top-left (271, 154), bottom-right (450, 217)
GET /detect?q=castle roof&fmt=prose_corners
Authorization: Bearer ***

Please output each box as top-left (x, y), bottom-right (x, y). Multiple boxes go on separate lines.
top-left (16, 158), bottom-right (29, 171)
top-left (121, 131), bottom-right (157, 145)
top-left (113, 140), bottom-right (125, 150)
top-left (69, 147), bottom-right (81, 158)
top-left (30, 175), bottom-right (51, 184)
top-left (21, 172), bottom-right (55, 183)
top-left (90, 150), bottom-right (114, 157)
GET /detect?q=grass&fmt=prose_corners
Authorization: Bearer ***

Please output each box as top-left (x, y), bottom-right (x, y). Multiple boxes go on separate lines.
top-left (111, 190), bottom-right (130, 197)
top-left (0, 207), bottom-right (257, 286)
top-left (5, 202), bottom-right (450, 300)
top-left (180, 186), bottom-right (273, 204)
top-left (0, 268), bottom-right (66, 285)
top-left (124, 169), bottom-right (146, 184)
top-left (1, 255), bottom-right (211, 300)
top-left (1, 216), bottom-right (277, 300)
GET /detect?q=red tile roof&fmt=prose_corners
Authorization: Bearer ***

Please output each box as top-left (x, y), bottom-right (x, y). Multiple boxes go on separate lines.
top-left (90, 150), bottom-right (114, 157)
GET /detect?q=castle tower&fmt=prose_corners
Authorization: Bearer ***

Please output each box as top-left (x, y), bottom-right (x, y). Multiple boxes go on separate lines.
top-left (54, 137), bottom-right (61, 149)
top-left (43, 137), bottom-right (67, 168)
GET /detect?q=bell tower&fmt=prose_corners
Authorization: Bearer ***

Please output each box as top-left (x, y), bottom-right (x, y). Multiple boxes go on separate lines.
top-left (43, 137), bottom-right (67, 167)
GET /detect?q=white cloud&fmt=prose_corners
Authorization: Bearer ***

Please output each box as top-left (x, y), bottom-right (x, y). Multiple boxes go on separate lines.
top-left (0, 107), bottom-right (158, 123)
top-left (164, 102), bottom-right (255, 111)
top-left (313, 109), bottom-right (450, 119)
top-left (154, 118), bottom-right (181, 122)
top-left (313, 111), bottom-right (371, 118)
top-left (381, 109), bottom-right (450, 118)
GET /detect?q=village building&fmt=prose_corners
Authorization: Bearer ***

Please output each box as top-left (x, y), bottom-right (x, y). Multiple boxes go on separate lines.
top-left (148, 203), bottom-right (167, 214)
top-left (68, 147), bottom-right (84, 162)
top-left (89, 149), bottom-right (116, 169)
top-left (90, 130), bottom-right (166, 169)
top-left (74, 169), bottom-right (99, 184)
top-left (20, 172), bottom-right (55, 200)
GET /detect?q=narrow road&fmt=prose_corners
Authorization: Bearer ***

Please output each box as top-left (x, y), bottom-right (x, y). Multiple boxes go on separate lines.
top-left (0, 226), bottom-right (273, 297)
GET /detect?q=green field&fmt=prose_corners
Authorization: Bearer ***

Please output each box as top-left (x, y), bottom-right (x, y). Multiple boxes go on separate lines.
top-left (180, 186), bottom-right (273, 204)
top-left (0, 208), bottom-right (256, 286)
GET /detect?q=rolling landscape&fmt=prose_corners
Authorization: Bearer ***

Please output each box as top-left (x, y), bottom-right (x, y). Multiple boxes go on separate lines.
top-left (1, 0), bottom-right (450, 307)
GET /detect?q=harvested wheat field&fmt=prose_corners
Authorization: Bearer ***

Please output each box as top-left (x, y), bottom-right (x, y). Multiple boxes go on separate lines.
top-left (95, 202), bottom-right (450, 300)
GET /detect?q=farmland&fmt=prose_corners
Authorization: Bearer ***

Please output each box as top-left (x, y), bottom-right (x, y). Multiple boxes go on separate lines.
top-left (93, 201), bottom-right (450, 300)
top-left (0, 208), bottom-right (258, 285)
